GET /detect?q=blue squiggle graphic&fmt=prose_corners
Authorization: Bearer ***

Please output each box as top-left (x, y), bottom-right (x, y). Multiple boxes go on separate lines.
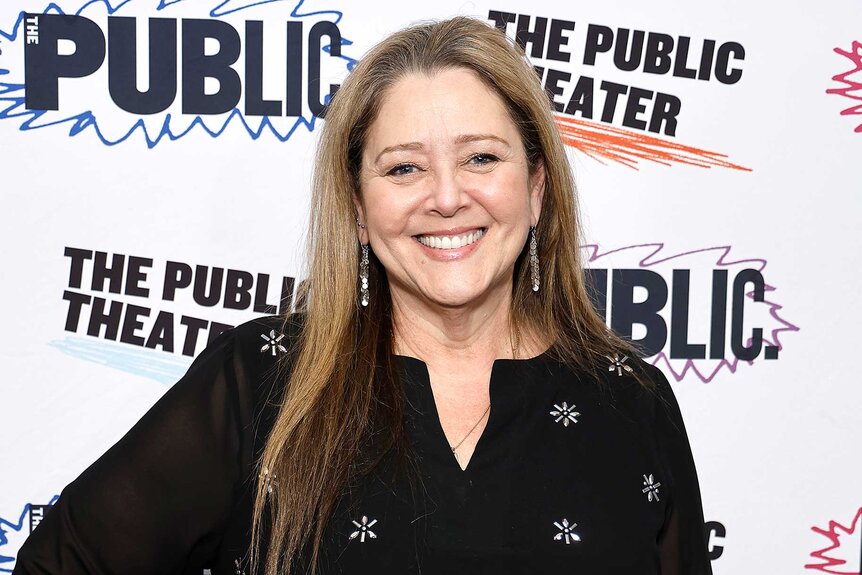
top-left (49, 336), bottom-right (191, 384)
top-left (0, 0), bottom-right (356, 147)
top-left (0, 495), bottom-right (60, 572)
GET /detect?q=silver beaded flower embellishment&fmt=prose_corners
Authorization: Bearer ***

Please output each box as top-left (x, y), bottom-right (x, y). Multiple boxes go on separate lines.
top-left (553, 518), bottom-right (581, 544)
top-left (642, 473), bottom-right (662, 502)
top-left (550, 402), bottom-right (580, 426)
top-left (349, 515), bottom-right (378, 542)
top-left (607, 354), bottom-right (633, 376)
top-left (260, 330), bottom-right (287, 356)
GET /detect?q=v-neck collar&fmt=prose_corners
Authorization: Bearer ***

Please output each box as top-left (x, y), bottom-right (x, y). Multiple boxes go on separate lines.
top-left (394, 353), bottom-right (553, 476)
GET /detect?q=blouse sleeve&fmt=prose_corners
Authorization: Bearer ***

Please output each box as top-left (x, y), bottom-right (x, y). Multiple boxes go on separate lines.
top-left (648, 364), bottom-right (714, 575)
top-left (13, 328), bottom-right (251, 575)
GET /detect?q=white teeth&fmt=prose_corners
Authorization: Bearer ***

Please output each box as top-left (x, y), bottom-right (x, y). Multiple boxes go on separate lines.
top-left (417, 229), bottom-right (485, 250)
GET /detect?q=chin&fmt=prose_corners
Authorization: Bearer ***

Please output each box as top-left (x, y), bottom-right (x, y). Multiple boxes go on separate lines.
top-left (420, 286), bottom-right (488, 309)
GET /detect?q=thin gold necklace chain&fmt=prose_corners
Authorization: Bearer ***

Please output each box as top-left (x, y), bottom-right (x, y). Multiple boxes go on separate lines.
top-left (450, 403), bottom-right (491, 453)
top-left (449, 324), bottom-right (520, 454)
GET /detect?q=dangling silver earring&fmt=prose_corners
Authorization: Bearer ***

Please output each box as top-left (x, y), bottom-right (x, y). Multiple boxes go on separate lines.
top-left (529, 226), bottom-right (540, 292)
top-left (359, 244), bottom-right (370, 306)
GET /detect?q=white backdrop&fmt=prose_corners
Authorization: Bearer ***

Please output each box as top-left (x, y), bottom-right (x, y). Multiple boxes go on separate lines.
top-left (2, 1), bottom-right (861, 573)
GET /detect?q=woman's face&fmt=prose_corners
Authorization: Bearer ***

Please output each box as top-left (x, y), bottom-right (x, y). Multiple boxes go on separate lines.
top-left (357, 67), bottom-right (544, 311)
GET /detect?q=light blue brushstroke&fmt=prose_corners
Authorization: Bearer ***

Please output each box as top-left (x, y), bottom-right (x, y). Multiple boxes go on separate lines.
top-left (0, 0), bottom-right (356, 147)
top-left (0, 495), bottom-right (59, 572)
top-left (49, 336), bottom-right (191, 385)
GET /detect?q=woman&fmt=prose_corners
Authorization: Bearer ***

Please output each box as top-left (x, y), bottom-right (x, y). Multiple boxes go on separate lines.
top-left (14, 17), bottom-right (712, 575)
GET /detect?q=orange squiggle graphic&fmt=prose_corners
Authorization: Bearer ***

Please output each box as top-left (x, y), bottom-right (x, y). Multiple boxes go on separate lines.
top-left (554, 114), bottom-right (751, 171)
top-left (827, 40), bottom-right (862, 133)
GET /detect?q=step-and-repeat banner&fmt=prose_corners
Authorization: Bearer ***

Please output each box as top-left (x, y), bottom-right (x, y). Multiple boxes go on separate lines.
top-left (2, 1), bottom-right (860, 572)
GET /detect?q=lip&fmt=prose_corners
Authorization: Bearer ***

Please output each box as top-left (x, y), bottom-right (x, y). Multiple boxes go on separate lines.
top-left (413, 227), bottom-right (486, 261)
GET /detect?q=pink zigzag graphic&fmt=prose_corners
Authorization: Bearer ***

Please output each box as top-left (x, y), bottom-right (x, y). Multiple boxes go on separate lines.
top-left (806, 507), bottom-right (862, 574)
top-left (827, 40), bottom-right (862, 133)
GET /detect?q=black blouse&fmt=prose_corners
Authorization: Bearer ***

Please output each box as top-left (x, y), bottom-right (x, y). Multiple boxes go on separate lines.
top-left (14, 315), bottom-right (713, 574)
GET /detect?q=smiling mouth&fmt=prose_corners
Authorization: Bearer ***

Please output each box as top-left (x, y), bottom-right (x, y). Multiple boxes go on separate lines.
top-left (415, 228), bottom-right (486, 250)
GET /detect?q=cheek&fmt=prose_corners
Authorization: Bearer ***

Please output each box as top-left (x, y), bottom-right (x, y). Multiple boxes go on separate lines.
top-left (472, 171), bottom-right (534, 221)
top-left (363, 185), bottom-right (416, 234)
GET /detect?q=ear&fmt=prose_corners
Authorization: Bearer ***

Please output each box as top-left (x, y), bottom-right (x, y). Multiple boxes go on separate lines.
top-left (528, 158), bottom-right (546, 227)
top-left (352, 193), bottom-right (369, 244)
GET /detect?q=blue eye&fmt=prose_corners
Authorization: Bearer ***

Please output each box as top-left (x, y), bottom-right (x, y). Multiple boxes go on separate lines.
top-left (387, 163), bottom-right (418, 176)
top-left (469, 153), bottom-right (499, 165)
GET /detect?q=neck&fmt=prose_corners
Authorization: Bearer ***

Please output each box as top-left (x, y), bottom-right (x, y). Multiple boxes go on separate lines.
top-left (390, 282), bottom-right (517, 368)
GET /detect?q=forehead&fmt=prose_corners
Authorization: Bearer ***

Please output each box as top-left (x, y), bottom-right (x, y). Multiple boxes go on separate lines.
top-left (364, 67), bottom-right (522, 152)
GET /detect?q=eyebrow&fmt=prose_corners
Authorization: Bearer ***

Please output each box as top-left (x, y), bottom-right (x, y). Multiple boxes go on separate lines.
top-left (373, 134), bottom-right (512, 164)
top-left (374, 142), bottom-right (424, 164)
top-left (454, 133), bottom-right (511, 147)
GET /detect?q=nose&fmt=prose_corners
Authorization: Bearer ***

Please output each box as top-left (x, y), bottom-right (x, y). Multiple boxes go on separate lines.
top-left (429, 166), bottom-right (467, 217)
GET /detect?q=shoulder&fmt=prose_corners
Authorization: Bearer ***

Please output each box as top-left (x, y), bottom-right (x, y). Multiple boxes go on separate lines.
top-left (220, 313), bottom-right (306, 399)
top-left (181, 314), bottom-right (305, 423)
top-left (587, 356), bottom-right (695, 463)
top-left (629, 359), bottom-right (681, 426)
top-left (571, 354), bottom-right (673, 426)
top-left (627, 359), bottom-right (693, 447)
top-left (200, 315), bottom-right (307, 455)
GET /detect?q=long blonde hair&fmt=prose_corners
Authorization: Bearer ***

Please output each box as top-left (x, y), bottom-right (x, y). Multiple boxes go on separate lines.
top-left (251, 16), bottom-right (640, 575)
